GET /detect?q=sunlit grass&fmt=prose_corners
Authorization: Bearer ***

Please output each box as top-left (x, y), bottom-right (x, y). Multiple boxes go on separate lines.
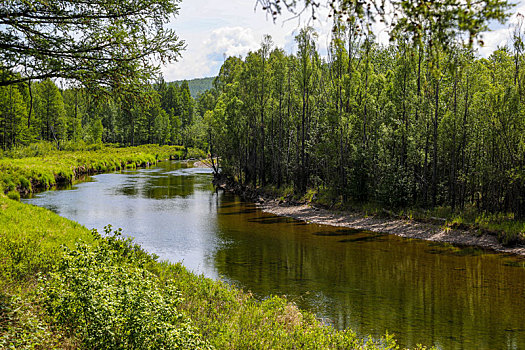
top-left (0, 144), bottom-right (206, 196)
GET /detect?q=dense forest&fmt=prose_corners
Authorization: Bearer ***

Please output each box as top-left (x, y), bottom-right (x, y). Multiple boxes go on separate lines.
top-left (0, 78), bottom-right (209, 151)
top-left (0, 0), bottom-right (522, 219)
top-left (3, 22), bottom-right (525, 220)
top-left (199, 25), bottom-right (525, 219)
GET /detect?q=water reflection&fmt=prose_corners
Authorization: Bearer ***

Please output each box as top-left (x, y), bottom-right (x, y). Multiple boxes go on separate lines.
top-left (214, 199), bottom-right (525, 349)
top-left (22, 161), bottom-right (525, 350)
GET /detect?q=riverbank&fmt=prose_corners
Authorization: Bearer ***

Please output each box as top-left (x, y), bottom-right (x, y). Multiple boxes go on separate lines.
top-left (259, 199), bottom-right (525, 256)
top-left (0, 150), bottom-right (413, 349)
top-left (213, 175), bottom-right (525, 257)
top-left (0, 198), bottom-right (406, 349)
top-left (0, 144), bottom-right (205, 198)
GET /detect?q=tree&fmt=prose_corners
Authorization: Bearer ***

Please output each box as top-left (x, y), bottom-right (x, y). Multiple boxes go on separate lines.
top-left (179, 81), bottom-right (194, 128)
top-left (0, 0), bottom-right (185, 90)
top-left (295, 27), bottom-right (318, 193)
top-left (255, 0), bottom-right (511, 49)
top-left (34, 79), bottom-right (66, 147)
top-left (0, 84), bottom-right (27, 149)
top-left (210, 21), bottom-right (525, 219)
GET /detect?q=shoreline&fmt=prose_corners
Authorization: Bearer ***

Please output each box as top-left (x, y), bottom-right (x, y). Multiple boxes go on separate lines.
top-left (214, 176), bottom-right (525, 257)
top-left (258, 199), bottom-right (525, 256)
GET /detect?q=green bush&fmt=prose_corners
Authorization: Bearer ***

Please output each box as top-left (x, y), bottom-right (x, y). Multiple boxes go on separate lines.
top-left (186, 147), bottom-right (206, 160)
top-left (42, 231), bottom-right (209, 349)
top-left (7, 190), bottom-right (20, 201)
top-left (18, 176), bottom-right (31, 192)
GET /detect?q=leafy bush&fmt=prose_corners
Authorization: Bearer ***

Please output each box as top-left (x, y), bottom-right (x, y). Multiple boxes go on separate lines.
top-left (18, 176), bottom-right (31, 192)
top-left (42, 231), bottom-right (209, 349)
top-left (186, 147), bottom-right (206, 159)
top-left (6, 190), bottom-right (20, 201)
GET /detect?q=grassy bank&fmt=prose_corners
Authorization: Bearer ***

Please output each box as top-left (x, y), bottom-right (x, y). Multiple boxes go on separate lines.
top-left (0, 149), bottom-right (423, 349)
top-left (0, 144), bottom-right (205, 199)
top-left (0, 197), bottom-right (422, 349)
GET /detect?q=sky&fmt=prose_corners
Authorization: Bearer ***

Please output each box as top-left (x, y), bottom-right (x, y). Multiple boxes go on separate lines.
top-left (162, 0), bottom-right (525, 81)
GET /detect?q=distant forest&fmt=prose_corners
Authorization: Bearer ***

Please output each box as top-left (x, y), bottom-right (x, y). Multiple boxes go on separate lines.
top-left (170, 77), bottom-right (214, 98)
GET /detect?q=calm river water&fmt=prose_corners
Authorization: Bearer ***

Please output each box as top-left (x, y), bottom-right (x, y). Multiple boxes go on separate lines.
top-left (23, 161), bottom-right (525, 349)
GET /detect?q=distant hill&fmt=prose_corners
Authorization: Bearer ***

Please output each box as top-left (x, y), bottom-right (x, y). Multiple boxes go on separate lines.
top-left (170, 77), bottom-right (215, 98)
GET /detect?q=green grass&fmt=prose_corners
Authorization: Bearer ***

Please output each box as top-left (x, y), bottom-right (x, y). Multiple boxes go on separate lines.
top-left (0, 144), bottom-right (205, 196)
top-left (0, 197), bottom-right (96, 348)
top-left (0, 196), bottom-right (427, 349)
top-left (413, 206), bottom-right (525, 246)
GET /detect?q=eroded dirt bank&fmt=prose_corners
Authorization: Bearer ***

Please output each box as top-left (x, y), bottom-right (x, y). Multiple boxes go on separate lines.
top-left (213, 175), bottom-right (525, 256)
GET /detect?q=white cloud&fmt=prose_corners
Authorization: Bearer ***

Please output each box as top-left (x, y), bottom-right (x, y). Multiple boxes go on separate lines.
top-left (161, 0), bottom-right (338, 80)
top-left (206, 27), bottom-right (260, 58)
top-left (162, 26), bottom-right (261, 82)
top-left (477, 3), bottom-right (525, 56)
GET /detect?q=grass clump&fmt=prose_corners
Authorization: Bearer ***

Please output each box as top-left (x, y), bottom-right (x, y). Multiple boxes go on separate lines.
top-left (403, 206), bottom-right (525, 246)
top-left (6, 190), bottom-right (19, 201)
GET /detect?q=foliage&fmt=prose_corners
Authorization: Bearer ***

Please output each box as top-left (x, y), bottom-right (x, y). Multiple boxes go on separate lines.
top-left (0, 292), bottom-right (65, 349)
top-left (255, 0), bottom-right (511, 49)
top-left (42, 229), bottom-right (209, 349)
top-left (6, 190), bottom-right (19, 201)
top-left (0, 76), bottom-right (209, 151)
top-left (204, 24), bottom-right (525, 243)
top-left (0, 0), bottom-right (184, 91)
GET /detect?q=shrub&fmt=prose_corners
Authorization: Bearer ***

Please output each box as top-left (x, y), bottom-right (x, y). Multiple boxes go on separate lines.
top-left (186, 148), bottom-right (206, 160)
top-left (42, 232), bottom-right (209, 349)
top-left (18, 176), bottom-right (31, 192)
top-left (5, 179), bottom-right (16, 192)
top-left (7, 190), bottom-right (20, 201)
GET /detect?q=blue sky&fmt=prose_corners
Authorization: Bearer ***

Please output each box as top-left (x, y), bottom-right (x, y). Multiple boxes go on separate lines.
top-left (162, 0), bottom-right (525, 81)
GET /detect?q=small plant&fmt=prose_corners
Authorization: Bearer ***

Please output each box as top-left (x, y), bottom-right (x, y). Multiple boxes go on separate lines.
top-left (18, 176), bottom-right (31, 192)
top-left (7, 190), bottom-right (20, 201)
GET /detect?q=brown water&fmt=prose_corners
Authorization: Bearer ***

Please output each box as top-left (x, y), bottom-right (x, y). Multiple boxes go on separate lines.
top-left (23, 161), bottom-right (525, 349)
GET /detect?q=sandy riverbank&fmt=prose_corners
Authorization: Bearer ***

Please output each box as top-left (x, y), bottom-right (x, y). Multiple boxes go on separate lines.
top-left (256, 199), bottom-right (525, 256)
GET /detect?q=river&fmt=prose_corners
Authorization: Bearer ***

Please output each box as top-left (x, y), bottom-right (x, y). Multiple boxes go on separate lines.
top-left (22, 160), bottom-right (525, 349)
